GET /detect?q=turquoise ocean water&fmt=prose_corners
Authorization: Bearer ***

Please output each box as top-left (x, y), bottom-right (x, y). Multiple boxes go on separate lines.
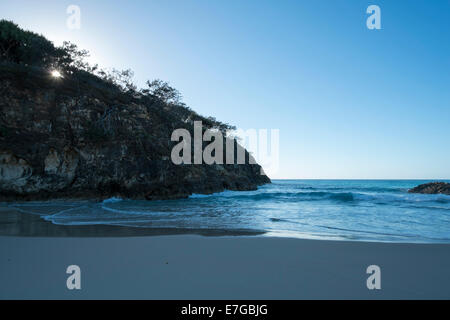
top-left (6, 180), bottom-right (450, 243)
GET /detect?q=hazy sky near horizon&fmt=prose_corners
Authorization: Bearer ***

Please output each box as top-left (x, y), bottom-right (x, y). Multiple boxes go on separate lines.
top-left (1, 0), bottom-right (449, 179)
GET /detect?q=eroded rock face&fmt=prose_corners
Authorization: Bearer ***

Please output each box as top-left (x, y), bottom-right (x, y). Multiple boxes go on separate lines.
top-left (408, 182), bottom-right (450, 195)
top-left (44, 147), bottom-right (79, 181)
top-left (0, 152), bottom-right (32, 191)
top-left (44, 148), bottom-right (61, 175)
top-left (0, 66), bottom-right (270, 200)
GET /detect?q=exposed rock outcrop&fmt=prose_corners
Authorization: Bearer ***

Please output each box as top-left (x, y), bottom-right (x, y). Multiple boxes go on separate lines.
top-left (408, 182), bottom-right (450, 195)
top-left (0, 65), bottom-right (270, 201)
top-left (0, 21), bottom-right (270, 201)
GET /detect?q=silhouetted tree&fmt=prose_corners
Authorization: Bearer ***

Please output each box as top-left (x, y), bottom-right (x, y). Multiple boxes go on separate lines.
top-left (142, 79), bottom-right (182, 104)
top-left (0, 20), bottom-right (237, 136)
top-left (57, 41), bottom-right (92, 72)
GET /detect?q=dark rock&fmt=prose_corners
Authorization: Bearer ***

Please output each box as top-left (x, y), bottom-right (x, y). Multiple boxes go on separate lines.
top-left (0, 64), bottom-right (270, 201)
top-left (408, 182), bottom-right (450, 195)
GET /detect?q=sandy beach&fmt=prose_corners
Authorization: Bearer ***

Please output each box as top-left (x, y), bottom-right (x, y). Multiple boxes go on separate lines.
top-left (1, 234), bottom-right (449, 299)
top-left (1, 0), bottom-right (449, 303)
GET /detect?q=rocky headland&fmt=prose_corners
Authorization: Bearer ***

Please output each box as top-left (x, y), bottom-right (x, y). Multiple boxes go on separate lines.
top-left (0, 21), bottom-right (270, 201)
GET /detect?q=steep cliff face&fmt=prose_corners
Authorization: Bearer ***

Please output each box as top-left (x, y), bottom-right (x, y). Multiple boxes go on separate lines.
top-left (0, 64), bottom-right (270, 200)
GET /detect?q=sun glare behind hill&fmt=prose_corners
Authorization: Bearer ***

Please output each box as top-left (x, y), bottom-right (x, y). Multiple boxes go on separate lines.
top-left (50, 70), bottom-right (62, 78)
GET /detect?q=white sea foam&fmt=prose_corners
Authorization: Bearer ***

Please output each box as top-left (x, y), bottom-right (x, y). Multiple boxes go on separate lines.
top-left (3, 180), bottom-right (450, 243)
top-left (102, 197), bottom-right (123, 204)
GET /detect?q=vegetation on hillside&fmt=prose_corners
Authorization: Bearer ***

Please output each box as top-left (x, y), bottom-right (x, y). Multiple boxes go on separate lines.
top-left (0, 20), bottom-right (236, 135)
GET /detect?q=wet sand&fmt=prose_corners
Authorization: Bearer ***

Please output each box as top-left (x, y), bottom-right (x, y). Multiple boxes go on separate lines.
top-left (0, 208), bottom-right (264, 237)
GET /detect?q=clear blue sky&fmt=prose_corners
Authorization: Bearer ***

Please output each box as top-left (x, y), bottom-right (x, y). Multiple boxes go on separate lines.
top-left (1, 0), bottom-right (449, 179)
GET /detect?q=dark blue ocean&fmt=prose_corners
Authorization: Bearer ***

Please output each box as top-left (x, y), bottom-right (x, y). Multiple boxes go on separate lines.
top-left (7, 180), bottom-right (450, 243)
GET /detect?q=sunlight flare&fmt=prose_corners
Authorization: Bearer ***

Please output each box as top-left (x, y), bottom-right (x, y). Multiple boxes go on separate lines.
top-left (50, 70), bottom-right (63, 78)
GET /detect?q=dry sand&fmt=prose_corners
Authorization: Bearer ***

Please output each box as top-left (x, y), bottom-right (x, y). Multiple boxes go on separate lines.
top-left (1, 235), bottom-right (449, 299)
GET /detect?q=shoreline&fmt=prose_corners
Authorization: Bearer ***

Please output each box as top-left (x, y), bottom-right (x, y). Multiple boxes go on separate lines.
top-left (0, 208), bottom-right (265, 238)
top-left (2, 207), bottom-right (450, 299)
top-left (1, 207), bottom-right (450, 244)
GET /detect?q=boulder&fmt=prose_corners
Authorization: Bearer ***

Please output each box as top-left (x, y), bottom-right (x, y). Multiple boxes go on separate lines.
top-left (408, 182), bottom-right (450, 195)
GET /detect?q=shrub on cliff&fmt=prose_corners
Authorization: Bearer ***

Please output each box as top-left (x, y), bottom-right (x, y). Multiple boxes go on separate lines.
top-left (0, 20), bottom-right (62, 67)
top-left (0, 20), bottom-right (236, 135)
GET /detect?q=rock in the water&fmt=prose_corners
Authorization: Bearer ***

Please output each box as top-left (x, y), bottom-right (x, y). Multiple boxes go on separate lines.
top-left (408, 182), bottom-right (450, 195)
